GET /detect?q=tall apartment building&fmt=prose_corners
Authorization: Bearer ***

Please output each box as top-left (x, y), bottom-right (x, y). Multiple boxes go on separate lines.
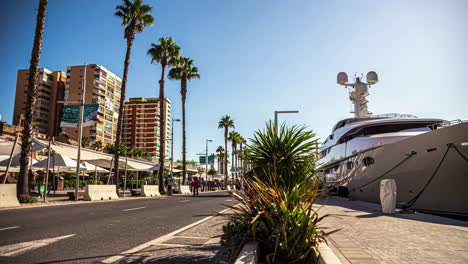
top-left (13, 68), bottom-right (66, 137)
top-left (63, 64), bottom-right (122, 145)
top-left (122, 97), bottom-right (171, 158)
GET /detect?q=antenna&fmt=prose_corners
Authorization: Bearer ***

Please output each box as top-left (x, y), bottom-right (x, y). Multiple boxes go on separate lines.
top-left (337, 71), bottom-right (379, 118)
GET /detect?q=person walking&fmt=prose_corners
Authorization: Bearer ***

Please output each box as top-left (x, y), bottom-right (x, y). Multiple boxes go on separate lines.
top-left (192, 177), bottom-right (200, 196)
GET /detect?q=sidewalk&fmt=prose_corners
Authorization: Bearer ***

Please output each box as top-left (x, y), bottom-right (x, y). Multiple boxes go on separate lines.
top-left (317, 197), bottom-right (468, 264)
top-left (112, 213), bottom-right (230, 264)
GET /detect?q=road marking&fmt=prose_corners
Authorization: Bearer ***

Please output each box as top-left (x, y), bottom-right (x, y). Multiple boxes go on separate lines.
top-left (0, 226), bottom-right (19, 232)
top-left (0, 234), bottom-right (75, 257)
top-left (100, 207), bottom-right (232, 264)
top-left (122, 207), bottom-right (145, 212)
top-left (179, 200), bottom-right (190, 203)
top-left (225, 199), bottom-right (233, 202)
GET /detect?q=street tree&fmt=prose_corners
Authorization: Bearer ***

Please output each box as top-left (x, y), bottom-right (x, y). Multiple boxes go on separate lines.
top-left (218, 115), bottom-right (234, 187)
top-left (147, 37), bottom-right (180, 193)
top-left (168, 56), bottom-right (200, 184)
top-left (113, 0), bottom-right (154, 192)
top-left (18, 0), bottom-right (49, 199)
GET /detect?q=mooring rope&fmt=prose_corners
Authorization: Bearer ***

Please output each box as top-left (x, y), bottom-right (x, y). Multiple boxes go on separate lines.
top-left (348, 150), bottom-right (417, 192)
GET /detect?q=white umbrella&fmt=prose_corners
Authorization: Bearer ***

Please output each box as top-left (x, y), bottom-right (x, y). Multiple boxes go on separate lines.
top-left (33, 154), bottom-right (86, 171)
top-left (81, 162), bottom-right (108, 173)
top-left (0, 154), bottom-right (38, 168)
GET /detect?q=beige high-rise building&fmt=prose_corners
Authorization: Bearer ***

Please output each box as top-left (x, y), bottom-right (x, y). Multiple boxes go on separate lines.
top-left (123, 97), bottom-right (171, 158)
top-left (13, 68), bottom-right (66, 137)
top-left (63, 64), bottom-right (122, 145)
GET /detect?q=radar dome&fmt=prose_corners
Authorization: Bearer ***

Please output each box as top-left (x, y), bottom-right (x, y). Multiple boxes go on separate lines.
top-left (337, 72), bottom-right (348, 85)
top-left (366, 71), bottom-right (378, 84)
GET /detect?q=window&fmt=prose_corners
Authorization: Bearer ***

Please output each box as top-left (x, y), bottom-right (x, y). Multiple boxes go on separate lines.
top-left (347, 161), bottom-right (354, 170)
top-left (363, 157), bottom-right (375, 166)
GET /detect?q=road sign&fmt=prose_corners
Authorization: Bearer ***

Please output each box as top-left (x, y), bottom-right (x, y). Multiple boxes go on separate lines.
top-left (199, 155), bottom-right (215, 165)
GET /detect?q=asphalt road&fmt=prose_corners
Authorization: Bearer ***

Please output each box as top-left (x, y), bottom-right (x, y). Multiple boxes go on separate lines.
top-left (0, 192), bottom-right (234, 264)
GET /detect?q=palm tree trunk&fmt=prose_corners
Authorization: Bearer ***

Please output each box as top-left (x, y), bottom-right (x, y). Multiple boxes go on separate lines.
top-left (181, 77), bottom-right (187, 184)
top-left (224, 129), bottom-right (228, 188)
top-left (113, 32), bottom-right (135, 194)
top-left (158, 64), bottom-right (167, 193)
top-left (231, 144), bottom-right (235, 182)
top-left (240, 143), bottom-right (243, 177)
top-left (18, 0), bottom-right (48, 199)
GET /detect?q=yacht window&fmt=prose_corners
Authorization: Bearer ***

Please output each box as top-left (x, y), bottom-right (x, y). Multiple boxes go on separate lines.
top-left (329, 134), bottom-right (334, 140)
top-left (363, 157), bottom-right (375, 166)
top-left (346, 161), bottom-right (354, 170)
top-left (338, 122), bottom-right (437, 144)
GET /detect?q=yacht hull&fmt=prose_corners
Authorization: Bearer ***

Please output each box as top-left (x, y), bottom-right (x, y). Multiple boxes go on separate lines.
top-left (326, 122), bottom-right (468, 216)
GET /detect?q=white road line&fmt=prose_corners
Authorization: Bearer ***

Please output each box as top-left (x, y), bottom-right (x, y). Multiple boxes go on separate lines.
top-left (179, 200), bottom-right (190, 203)
top-left (122, 207), bottom-right (146, 212)
top-left (0, 234), bottom-right (75, 257)
top-left (99, 207), bottom-right (231, 264)
top-left (0, 226), bottom-right (19, 232)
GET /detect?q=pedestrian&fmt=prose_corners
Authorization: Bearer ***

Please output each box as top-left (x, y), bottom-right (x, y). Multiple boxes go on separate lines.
top-left (192, 177), bottom-right (200, 196)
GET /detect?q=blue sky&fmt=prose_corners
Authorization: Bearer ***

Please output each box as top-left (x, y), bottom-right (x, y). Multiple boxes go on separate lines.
top-left (1, 0), bottom-right (467, 162)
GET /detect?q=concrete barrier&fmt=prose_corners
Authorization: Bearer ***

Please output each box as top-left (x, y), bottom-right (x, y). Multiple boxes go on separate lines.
top-left (0, 184), bottom-right (20, 208)
top-left (142, 185), bottom-right (160, 197)
top-left (85, 185), bottom-right (119, 201)
top-left (180, 185), bottom-right (191, 194)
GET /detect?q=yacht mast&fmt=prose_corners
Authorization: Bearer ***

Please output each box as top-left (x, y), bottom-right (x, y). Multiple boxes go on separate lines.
top-left (337, 71), bottom-right (379, 118)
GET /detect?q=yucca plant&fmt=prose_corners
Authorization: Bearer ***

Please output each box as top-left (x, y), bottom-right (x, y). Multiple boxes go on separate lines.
top-left (221, 171), bottom-right (336, 263)
top-left (221, 122), bottom-right (336, 263)
top-left (244, 121), bottom-right (320, 190)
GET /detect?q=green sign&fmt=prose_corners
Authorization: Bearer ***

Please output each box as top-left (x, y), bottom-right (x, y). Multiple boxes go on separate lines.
top-left (230, 167), bottom-right (237, 172)
top-left (82, 104), bottom-right (99, 127)
top-left (60, 105), bottom-right (80, 127)
top-left (199, 155), bottom-right (215, 165)
top-left (60, 104), bottom-right (99, 128)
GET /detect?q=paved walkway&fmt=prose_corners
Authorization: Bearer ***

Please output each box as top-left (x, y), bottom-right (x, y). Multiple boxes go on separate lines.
top-left (115, 214), bottom-right (230, 264)
top-left (317, 197), bottom-right (468, 264)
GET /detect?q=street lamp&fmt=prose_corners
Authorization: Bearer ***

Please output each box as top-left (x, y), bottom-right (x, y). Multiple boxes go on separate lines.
top-left (206, 139), bottom-right (213, 188)
top-left (274, 110), bottom-right (299, 133)
top-left (169, 118), bottom-right (181, 195)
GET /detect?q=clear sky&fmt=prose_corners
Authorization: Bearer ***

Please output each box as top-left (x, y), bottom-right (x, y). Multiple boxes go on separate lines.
top-left (1, 0), bottom-right (467, 163)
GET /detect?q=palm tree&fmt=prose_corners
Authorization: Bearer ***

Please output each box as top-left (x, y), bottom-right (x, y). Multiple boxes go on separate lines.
top-left (147, 37), bottom-right (180, 193)
top-left (228, 131), bottom-right (240, 181)
top-left (215, 146), bottom-right (224, 174)
top-left (168, 56), bottom-right (200, 184)
top-left (104, 143), bottom-right (115, 154)
top-left (238, 136), bottom-right (247, 176)
top-left (18, 0), bottom-right (49, 199)
top-left (81, 136), bottom-right (90, 148)
top-left (92, 140), bottom-right (103, 151)
top-left (113, 0), bottom-right (154, 192)
top-left (218, 115), bottom-right (234, 187)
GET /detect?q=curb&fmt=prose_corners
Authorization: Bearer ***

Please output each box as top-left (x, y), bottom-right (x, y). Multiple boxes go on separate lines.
top-left (232, 241), bottom-right (342, 264)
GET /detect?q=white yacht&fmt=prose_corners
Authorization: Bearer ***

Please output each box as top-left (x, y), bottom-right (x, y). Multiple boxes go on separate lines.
top-left (320, 72), bottom-right (468, 217)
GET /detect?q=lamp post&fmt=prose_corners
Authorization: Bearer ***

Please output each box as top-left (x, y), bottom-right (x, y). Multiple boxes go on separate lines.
top-left (169, 118), bottom-right (181, 195)
top-left (274, 110), bottom-right (299, 133)
top-left (205, 139), bottom-right (213, 187)
top-left (57, 63), bottom-right (87, 201)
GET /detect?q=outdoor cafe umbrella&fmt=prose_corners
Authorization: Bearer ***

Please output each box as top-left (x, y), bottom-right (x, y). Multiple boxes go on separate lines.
top-left (0, 154), bottom-right (38, 171)
top-left (33, 154), bottom-right (86, 172)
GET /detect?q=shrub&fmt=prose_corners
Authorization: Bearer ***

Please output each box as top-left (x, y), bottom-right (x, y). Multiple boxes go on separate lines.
top-left (19, 196), bottom-right (38, 203)
top-left (221, 122), bottom-right (336, 263)
top-left (243, 121), bottom-right (319, 190)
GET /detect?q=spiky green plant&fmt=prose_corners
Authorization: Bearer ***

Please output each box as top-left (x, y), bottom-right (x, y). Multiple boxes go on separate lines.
top-left (244, 121), bottom-right (319, 190)
top-left (221, 172), bottom-right (336, 263)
